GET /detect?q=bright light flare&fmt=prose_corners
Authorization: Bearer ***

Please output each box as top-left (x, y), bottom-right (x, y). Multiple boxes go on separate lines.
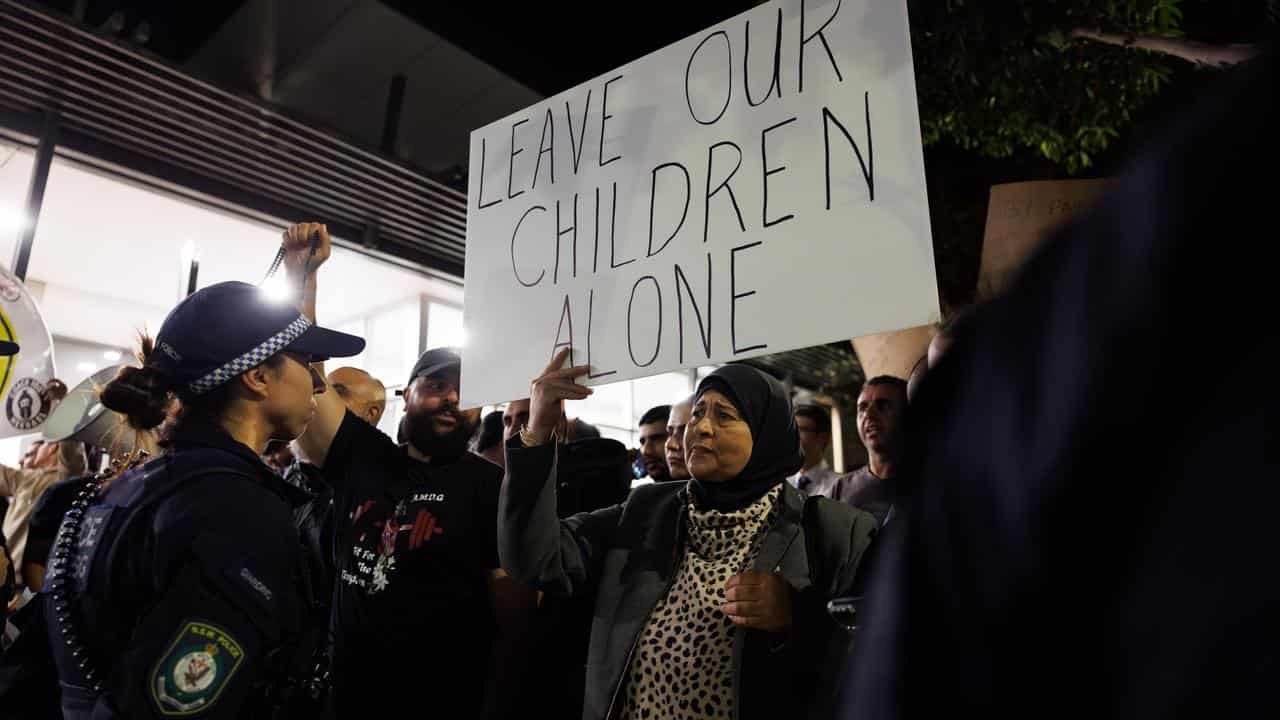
top-left (0, 206), bottom-right (28, 233)
top-left (260, 273), bottom-right (293, 303)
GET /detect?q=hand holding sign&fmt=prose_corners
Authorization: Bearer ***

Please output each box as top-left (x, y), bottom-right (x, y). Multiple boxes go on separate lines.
top-left (526, 348), bottom-right (592, 445)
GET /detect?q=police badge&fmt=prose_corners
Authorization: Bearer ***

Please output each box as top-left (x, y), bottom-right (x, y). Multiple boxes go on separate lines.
top-left (150, 621), bottom-right (245, 716)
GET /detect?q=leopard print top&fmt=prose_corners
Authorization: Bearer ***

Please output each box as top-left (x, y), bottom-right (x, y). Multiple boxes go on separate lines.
top-left (617, 485), bottom-right (782, 720)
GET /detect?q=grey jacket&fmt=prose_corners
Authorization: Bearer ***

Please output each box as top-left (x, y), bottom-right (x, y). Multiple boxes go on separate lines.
top-left (499, 439), bottom-right (879, 720)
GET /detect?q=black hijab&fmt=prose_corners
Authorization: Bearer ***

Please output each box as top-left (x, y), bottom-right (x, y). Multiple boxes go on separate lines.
top-left (689, 364), bottom-right (803, 512)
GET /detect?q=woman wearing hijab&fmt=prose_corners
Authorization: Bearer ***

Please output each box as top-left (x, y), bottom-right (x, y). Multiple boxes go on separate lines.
top-left (500, 350), bottom-right (879, 720)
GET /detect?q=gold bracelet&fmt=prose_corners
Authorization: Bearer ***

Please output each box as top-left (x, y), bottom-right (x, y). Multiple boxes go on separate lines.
top-left (519, 423), bottom-right (555, 448)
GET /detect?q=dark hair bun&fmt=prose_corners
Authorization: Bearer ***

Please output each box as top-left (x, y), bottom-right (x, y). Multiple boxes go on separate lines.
top-left (100, 365), bottom-right (174, 431)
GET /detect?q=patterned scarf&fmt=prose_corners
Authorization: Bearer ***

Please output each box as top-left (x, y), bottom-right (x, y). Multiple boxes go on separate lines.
top-left (618, 485), bottom-right (781, 720)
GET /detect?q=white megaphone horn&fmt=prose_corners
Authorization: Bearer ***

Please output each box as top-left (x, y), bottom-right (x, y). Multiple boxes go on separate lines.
top-left (41, 365), bottom-right (154, 458)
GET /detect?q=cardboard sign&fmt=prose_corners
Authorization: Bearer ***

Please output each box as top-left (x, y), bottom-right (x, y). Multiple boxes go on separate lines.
top-left (463, 0), bottom-right (938, 407)
top-left (979, 179), bottom-right (1109, 299)
top-left (0, 264), bottom-right (58, 437)
top-left (850, 324), bottom-right (933, 381)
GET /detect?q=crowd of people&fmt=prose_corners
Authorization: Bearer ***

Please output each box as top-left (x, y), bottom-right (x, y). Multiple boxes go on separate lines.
top-left (0, 47), bottom-right (1275, 720)
top-left (0, 219), bottom-right (904, 719)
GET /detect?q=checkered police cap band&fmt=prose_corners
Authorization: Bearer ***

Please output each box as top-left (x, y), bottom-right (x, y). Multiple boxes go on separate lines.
top-left (186, 315), bottom-right (313, 396)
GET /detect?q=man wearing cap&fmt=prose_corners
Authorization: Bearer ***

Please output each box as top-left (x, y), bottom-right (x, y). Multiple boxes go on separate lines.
top-left (296, 246), bottom-right (534, 717)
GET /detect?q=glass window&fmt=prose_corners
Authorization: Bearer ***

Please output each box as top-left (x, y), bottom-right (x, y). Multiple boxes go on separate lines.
top-left (569, 371), bottom-right (694, 447)
top-left (570, 380), bottom-right (630, 436)
top-left (0, 143), bottom-right (35, 263)
top-left (356, 300), bottom-right (420, 392)
top-left (631, 372), bottom-right (695, 427)
top-left (53, 337), bottom-right (131, 390)
top-left (378, 394), bottom-right (405, 443)
top-left (426, 302), bottom-right (465, 349)
top-left (327, 299), bottom-right (422, 443)
top-left (594, 425), bottom-right (635, 447)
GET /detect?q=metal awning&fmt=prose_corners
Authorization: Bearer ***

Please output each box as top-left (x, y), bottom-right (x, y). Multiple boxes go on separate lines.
top-left (741, 341), bottom-right (865, 400)
top-left (0, 0), bottom-right (467, 279)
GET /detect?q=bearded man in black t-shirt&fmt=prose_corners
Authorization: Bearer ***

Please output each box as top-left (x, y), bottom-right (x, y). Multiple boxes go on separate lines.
top-left (295, 261), bottom-right (534, 717)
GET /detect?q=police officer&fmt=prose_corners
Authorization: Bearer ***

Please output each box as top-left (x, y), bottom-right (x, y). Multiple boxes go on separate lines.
top-left (45, 223), bottom-right (363, 718)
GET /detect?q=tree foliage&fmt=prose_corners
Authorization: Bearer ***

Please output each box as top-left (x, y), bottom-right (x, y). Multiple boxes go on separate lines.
top-left (908, 0), bottom-right (1186, 174)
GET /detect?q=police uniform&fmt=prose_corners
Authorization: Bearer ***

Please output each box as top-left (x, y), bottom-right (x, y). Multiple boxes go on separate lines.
top-left (44, 281), bottom-right (363, 719)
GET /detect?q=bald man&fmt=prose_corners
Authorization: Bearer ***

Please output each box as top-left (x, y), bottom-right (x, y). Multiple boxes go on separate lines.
top-left (328, 367), bottom-right (387, 426)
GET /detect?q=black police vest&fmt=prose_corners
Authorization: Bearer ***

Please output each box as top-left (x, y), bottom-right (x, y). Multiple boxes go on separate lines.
top-left (45, 451), bottom-right (302, 719)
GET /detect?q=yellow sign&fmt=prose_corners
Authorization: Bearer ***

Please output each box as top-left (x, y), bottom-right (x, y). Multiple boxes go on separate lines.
top-left (0, 305), bottom-right (17, 401)
top-left (0, 264), bottom-right (57, 438)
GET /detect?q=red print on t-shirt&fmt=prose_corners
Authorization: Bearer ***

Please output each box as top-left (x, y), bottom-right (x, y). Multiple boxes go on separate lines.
top-left (408, 508), bottom-right (444, 550)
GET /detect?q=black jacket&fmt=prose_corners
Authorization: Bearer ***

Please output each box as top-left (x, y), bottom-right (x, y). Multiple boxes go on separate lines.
top-left (500, 438), bottom-right (878, 720)
top-left (522, 436), bottom-right (633, 719)
top-left (46, 426), bottom-right (306, 719)
top-left (281, 460), bottom-right (335, 618)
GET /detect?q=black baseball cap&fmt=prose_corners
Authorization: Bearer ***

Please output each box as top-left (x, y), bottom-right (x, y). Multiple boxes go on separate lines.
top-left (0, 340), bottom-right (17, 357)
top-left (150, 281), bottom-right (365, 397)
top-left (397, 347), bottom-right (461, 396)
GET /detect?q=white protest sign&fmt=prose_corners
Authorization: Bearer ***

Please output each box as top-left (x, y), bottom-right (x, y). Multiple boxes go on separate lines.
top-left (463, 0), bottom-right (938, 407)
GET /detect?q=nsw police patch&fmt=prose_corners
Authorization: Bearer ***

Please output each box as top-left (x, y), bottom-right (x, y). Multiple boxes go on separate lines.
top-left (150, 621), bottom-right (244, 716)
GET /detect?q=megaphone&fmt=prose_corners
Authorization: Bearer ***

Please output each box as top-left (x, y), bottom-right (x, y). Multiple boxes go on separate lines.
top-left (41, 365), bottom-right (146, 455)
top-left (1, 263), bottom-right (57, 438)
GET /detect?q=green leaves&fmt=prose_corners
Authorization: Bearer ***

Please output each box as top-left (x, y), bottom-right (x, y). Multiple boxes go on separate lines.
top-left (909, 0), bottom-right (1183, 174)
top-left (1151, 0), bottom-right (1185, 34)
